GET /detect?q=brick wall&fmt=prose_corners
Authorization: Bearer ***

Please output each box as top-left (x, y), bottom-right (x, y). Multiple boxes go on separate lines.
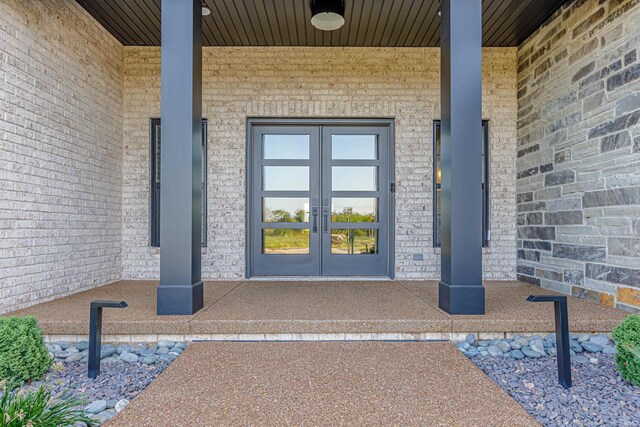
top-left (0, 0), bottom-right (123, 313)
top-left (122, 47), bottom-right (518, 280)
top-left (516, 0), bottom-right (640, 312)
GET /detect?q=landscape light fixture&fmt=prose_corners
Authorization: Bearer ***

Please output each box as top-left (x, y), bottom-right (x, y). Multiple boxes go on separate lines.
top-left (311, 0), bottom-right (345, 31)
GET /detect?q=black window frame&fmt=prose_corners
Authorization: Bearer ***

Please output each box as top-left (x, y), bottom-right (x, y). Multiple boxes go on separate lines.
top-left (433, 120), bottom-right (489, 248)
top-left (150, 118), bottom-right (208, 248)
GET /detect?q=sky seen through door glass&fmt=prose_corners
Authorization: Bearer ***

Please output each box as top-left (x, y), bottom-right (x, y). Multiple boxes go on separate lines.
top-left (262, 133), bottom-right (378, 220)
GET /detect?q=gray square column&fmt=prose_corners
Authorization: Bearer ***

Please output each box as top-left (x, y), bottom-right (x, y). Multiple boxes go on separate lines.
top-left (438, 0), bottom-right (485, 315)
top-left (157, 0), bottom-right (203, 315)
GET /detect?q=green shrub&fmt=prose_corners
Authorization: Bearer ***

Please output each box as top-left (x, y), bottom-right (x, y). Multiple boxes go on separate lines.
top-left (0, 317), bottom-right (51, 385)
top-left (612, 314), bottom-right (640, 386)
top-left (0, 381), bottom-right (94, 427)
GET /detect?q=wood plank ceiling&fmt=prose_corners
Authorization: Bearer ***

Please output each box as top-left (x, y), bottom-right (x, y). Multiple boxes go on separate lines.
top-left (75, 0), bottom-right (568, 47)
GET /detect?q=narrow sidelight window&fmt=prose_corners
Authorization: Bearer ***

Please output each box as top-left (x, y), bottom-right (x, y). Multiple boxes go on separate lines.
top-left (433, 120), bottom-right (489, 248)
top-left (150, 118), bottom-right (208, 247)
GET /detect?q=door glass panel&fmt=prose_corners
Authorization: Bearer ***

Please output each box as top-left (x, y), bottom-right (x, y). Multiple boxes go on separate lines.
top-left (263, 198), bottom-right (309, 222)
top-left (434, 124), bottom-right (441, 248)
top-left (263, 166), bottom-right (309, 191)
top-left (263, 134), bottom-right (310, 159)
top-left (332, 135), bottom-right (377, 159)
top-left (262, 229), bottom-right (310, 254)
top-left (331, 198), bottom-right (377, 222)
top-left (332, 167), bottom-right (377, 191)
top-left (331, 229), bottom-right (378, 255)
top-left (154, 123), bottom-right (161, 184)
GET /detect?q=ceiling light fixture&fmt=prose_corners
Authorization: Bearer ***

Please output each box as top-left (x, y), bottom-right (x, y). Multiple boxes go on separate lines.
top-left (311, 0), bottom-right (345, 31)
top-left (202, 4), bottom-right (211, 17)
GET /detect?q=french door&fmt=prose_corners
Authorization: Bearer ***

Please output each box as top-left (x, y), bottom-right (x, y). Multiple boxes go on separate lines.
top-left (249, 121), bottom-right (393, 277)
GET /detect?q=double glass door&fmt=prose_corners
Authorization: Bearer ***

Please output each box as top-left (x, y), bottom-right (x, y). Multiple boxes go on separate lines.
top-left (249, 123), bottom-right (392, 276)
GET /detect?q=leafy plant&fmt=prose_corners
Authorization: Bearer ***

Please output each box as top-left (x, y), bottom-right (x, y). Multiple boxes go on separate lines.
top-left (612, 314), bottom-right (640, 386)
top-left (0, 317), bottom-right (51, 386)
top-left (0, 381), bottom-right (94, 427)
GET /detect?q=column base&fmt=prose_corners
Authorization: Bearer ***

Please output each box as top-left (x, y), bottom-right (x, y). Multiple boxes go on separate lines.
top-left (157, 282), bottom-right (204, 315)
top-left (439, 281), bottom-right (485, 315)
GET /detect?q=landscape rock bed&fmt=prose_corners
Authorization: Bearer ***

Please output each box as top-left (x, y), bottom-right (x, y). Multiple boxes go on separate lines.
top-left (456, 333), bottom-right (616, 361)
top-left (459, 334), bottom-right (640, 426)
top-left (472, 355), bottom-right (639, 426)
top-left (19, 341), bottom-right (187, 425)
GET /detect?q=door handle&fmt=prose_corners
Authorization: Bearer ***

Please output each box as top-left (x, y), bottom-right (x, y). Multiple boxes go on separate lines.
top-left (312, 208), bottom-right (318, 233)
top-left (323, 211), bottom-right (328, 232)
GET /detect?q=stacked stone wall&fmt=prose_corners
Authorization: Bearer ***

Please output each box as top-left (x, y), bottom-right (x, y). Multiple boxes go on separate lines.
top-left (516, 0), bottom-right (640, 312)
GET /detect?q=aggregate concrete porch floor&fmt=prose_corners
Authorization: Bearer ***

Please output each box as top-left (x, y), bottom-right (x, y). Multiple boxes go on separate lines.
top-left (109, 342), bottom-right (539, 427)
top-left (3, 280), bottom-right (628, 337)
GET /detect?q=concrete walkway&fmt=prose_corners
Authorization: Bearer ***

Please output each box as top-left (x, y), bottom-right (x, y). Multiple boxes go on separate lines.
top-left (109, 342), bottom-right (538, 426)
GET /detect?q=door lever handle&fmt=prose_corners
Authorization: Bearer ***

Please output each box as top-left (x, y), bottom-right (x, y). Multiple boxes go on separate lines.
top-left (312, 209), bottom-right (318, 233)
top-left (323, 211), bottom-right (328, 232)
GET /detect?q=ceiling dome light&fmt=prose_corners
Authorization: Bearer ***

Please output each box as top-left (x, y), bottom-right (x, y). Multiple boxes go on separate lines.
top-left (311, 0), bottom-right (345, 31)
top-left (202, 4), bottom-right (211, 17)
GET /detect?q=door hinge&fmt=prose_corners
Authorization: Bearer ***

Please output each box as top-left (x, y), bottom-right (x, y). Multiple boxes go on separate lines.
top-left (390, 182), bottom-right (396, 193)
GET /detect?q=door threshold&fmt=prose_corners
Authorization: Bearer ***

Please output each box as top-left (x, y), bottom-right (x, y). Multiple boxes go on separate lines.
top-left (248, 276), bottom-right (393, 281)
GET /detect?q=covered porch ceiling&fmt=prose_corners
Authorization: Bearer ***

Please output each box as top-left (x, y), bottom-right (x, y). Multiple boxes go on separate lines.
top-left (75, 0), bottom-right (569, 47)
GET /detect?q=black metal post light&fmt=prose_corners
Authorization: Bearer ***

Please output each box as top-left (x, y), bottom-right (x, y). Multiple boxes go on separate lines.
top-left (88, 300), bottom-right (128, 379)
top-left (311, 0), bottom-right (345, 31)
top-left (527, 295), bottom-right (572, 388)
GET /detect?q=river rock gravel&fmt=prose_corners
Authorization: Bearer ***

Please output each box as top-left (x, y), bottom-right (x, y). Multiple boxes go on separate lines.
top-left (13, 341), bottom-right (186, 425)
top-left (471, 354), bottom-right (640, 426)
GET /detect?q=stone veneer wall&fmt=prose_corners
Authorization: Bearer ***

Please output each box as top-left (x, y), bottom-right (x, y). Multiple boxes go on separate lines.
top-left (0, 0), bottom-right (124, 313)
top-left (516, 0), bottom-right (640, 312)
top-left (122, 47), bottom-right (518, 280)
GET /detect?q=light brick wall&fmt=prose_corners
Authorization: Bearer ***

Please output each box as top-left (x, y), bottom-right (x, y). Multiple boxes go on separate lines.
top-left (516, 0), bottom-right (640, 312)
top-left (122, 47), bottom-right (518, 280)
top-left (0, 0), bottom-right (123, 313)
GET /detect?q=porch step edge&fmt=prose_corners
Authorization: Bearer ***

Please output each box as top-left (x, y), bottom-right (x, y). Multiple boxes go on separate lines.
top-left (43, 331), bottom-right (612, 343)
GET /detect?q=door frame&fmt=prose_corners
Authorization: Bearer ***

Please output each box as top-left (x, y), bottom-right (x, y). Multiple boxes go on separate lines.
top-left (245, 117), bottom-right (396, 279)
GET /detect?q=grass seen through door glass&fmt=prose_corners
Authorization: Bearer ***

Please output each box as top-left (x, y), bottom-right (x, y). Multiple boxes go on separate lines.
top-left (263, 229), bottom-right (310, 254)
